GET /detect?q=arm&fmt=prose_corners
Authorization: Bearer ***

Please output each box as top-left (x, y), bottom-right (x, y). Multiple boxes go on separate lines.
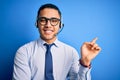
top-left (69, 37), bottom-right (101, 80)
top-left (78, 64), bottom-right (91, 80)
top-left (68, 49), bottom-right (91, 80)
top-left (78, 37), bottom-right (101, 80)
top-left (12, 47), bottom-right (31, 80)
top-left (80, 37), bottom-right (101, 68)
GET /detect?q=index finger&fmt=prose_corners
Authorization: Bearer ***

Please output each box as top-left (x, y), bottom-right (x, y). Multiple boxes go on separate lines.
top-left (91, 37), bottom-right (98, 44)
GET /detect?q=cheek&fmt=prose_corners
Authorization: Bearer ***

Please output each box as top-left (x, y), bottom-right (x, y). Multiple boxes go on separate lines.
top-left (38, 27), bottom-right (43, 33)
top-left (55, 24), bottom-right (60, 30)
top-left (38, 24), bottom-right (43, 30)
top-left (55, 27), bottom-right (60, 33)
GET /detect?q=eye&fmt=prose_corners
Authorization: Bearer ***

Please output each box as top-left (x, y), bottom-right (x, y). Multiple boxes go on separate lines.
top-left (51, 18), bottom-right (59, 23)
top-left (40, 18), bottom-right (46, 23)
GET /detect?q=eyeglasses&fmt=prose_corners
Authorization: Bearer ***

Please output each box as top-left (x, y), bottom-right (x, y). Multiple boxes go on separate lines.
top-left (37, 17), bottom-right (60, 26)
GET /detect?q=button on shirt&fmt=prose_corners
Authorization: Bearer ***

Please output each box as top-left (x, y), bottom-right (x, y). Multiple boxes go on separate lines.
top-left (13, 38), bottom-right (91, 80)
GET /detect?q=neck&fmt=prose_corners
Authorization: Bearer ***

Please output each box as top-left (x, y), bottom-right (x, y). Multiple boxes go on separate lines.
top-left (40, 36), bottom-right (57, 44)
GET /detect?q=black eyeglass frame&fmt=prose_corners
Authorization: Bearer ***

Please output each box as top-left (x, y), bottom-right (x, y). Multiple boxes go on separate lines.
top-left (37, 17), bottom-right (61, 26)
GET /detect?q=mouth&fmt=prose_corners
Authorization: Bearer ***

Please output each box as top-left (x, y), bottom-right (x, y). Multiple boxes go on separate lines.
top-left (44, 29), bottom-right (53, 34)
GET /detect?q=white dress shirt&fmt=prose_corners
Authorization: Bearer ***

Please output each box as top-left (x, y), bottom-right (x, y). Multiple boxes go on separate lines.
top-left (13, 38), bottom-right (91, 80)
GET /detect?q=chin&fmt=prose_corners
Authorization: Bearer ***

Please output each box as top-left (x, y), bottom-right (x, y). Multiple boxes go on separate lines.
top-left (41, 35), bottom-right (56, 41)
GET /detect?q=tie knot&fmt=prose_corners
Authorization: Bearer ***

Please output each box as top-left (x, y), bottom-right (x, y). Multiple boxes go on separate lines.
top-left (44, 43), bottom-right (54, 50)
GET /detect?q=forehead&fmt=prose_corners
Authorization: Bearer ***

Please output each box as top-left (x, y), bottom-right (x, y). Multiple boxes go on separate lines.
top-left (39, 8), bottom-right (60, 18)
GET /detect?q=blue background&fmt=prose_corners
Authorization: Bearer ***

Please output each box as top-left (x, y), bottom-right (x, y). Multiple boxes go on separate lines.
top-left (0, 0), bottom-right (120, 80)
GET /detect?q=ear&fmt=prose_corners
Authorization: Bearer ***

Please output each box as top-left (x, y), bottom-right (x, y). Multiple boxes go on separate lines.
top-left (35, 22), bottom-right (38, 28)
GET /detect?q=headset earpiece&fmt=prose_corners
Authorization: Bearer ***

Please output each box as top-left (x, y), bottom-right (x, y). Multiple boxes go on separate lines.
top-left (35, 21), bottom-right (39, 28)
top-left (57, 22), bottom-right (64, 35)
top-left (59, 21), bottom-right (64, 28)
top-left (35, 17), bottom-right (39, 28)
top-left (59, 22), bottom-right (61, 28)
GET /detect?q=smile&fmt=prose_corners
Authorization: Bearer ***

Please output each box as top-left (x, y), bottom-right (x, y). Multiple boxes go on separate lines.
top-left (44, 30), bottom-right (53, 34)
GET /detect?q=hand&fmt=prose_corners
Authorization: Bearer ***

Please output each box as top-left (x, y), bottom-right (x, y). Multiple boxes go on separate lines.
top-left (80, 37), bottom-right (101, 66)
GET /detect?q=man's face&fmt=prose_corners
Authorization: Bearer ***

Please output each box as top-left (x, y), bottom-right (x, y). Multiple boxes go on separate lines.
top-left (37, 8), bottom-right (60, 43)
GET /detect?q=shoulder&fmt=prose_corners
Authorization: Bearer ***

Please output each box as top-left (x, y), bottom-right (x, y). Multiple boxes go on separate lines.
top-left (17, 39), bottom-right (38, 53)
top-left (58, 40), bottom-right (80, 60)
top-left (15, 39), bottom-right (39, 60)
top-left (58, 41), bottom-right (75, 49)
top-left (58, 41), bottom-right (78, 54)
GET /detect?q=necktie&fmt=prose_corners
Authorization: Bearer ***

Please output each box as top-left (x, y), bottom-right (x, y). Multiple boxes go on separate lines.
top-left (44, 43), bottom-right (54, 80)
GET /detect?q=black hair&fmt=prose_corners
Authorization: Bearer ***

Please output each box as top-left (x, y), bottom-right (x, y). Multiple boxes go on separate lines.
top-left (37, 3), bottom-right (61, 18)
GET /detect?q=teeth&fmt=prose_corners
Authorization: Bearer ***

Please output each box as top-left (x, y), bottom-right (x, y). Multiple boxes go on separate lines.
top-left (45, 30), bottom-right (52, 34)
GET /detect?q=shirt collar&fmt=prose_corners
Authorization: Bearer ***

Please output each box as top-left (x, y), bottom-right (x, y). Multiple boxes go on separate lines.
top-left (38, 38), bottom-right (60, 47)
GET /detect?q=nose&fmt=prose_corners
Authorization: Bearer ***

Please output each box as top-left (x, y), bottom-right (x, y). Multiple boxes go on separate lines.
top-left (45, 20), bottom-right (51, 27)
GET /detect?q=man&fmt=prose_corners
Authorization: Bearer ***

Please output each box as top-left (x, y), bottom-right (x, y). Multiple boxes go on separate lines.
top-left (13, 3), bottom-right (101, 80)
